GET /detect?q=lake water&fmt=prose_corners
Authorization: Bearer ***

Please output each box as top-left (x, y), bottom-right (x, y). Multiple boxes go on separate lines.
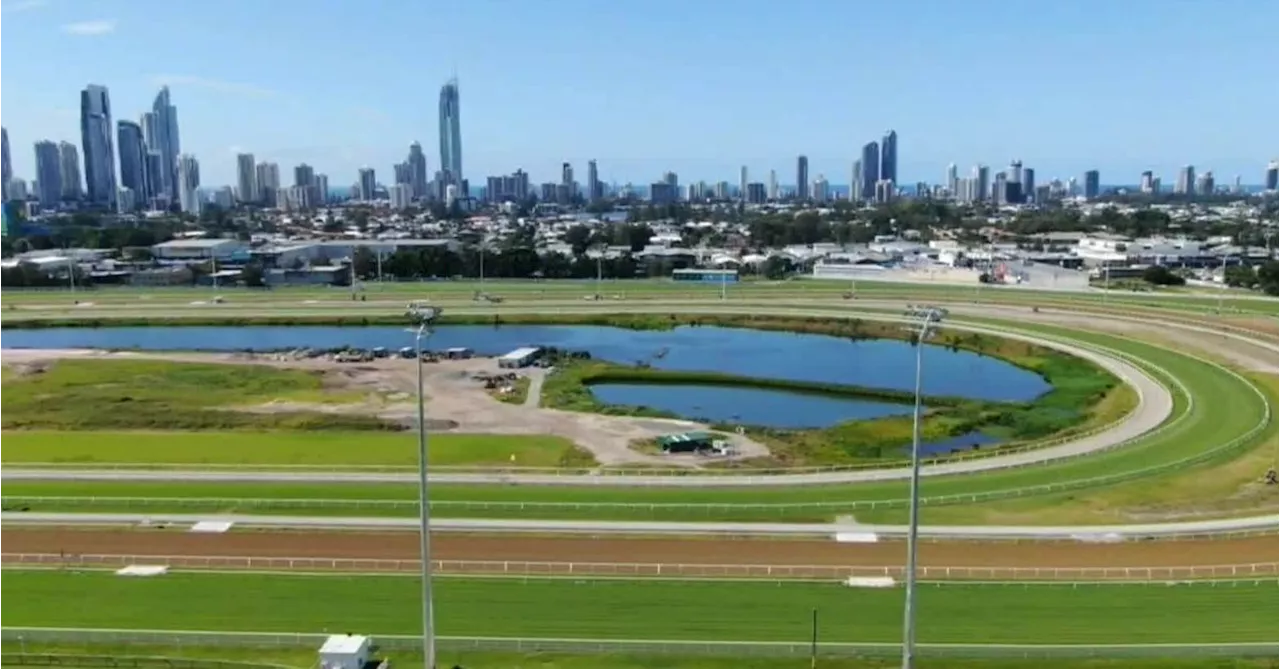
top-left (0, 325), bottom-right (1050, 403)
top-left (589, 382), bottom-right (916, 429)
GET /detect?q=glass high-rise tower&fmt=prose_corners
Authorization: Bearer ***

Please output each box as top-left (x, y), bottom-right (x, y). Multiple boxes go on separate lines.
top-left (438, 79), bottom-right (463, 185)
top-left (80, 84), bottom-right (118, 207)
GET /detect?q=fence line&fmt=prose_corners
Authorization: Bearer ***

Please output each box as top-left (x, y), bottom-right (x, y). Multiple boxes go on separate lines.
top-left (5, 552), bottom-right (1276, 582)
top-left (3, 627), bottom-right (1276, 659)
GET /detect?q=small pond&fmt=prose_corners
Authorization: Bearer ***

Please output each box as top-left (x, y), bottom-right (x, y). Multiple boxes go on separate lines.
top-left (588, 383), bottom-right (916, 429)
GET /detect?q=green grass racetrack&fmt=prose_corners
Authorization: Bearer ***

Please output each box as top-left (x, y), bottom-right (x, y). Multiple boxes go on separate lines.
top-left (3, 570), bottom-right (1275, 644)
top-left (4, 315), bottom-right (1271, 524)
top-left (4, 278), bottom-right (1276, 316)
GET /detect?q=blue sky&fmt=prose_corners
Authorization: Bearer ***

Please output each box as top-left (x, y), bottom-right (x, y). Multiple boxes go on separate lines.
top-left (2, 0), bottom-right (1277, 188)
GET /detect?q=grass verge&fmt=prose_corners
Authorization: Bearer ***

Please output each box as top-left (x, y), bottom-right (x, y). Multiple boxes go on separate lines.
top-left (3, 645), bottom-right (1277, 669)
top-left (2, 571), bottom-right (1275, 644)
top-left (0, 431), bottom-right (593, 468)
top-left (0, 359), bottom-right (396, 432)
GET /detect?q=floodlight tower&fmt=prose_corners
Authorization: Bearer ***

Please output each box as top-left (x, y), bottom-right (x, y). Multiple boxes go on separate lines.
top-left (406, 303), bottom-right (442, 669)
top-left (900, 305), bottom-right (948, 669)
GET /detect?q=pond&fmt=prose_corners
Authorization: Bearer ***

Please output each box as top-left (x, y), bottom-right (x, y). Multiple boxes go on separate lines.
top-left (0, 324), bottom-right (1050, 402)
top-left (589, 382), bottom-right (916, 429)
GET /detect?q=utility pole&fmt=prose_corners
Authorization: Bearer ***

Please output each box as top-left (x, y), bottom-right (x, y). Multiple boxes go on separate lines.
top-left (900, 305), bottom-right (948, 669)
top-left (405, 305), bottom-right (442, 669)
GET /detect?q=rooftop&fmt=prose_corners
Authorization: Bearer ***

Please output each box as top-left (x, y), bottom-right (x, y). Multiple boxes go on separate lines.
top-left (154, 238), bottom-right (240, 249)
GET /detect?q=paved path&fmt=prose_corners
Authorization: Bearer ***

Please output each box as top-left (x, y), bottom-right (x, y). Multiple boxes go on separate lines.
top-left (0, 315), bottom-right (1176, 488)
top-left (4, 511), bottom-right (1275, 540)
top-left (522, 370), bottom-right (545, 408)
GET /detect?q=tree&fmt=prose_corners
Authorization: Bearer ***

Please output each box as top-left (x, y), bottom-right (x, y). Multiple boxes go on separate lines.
top-left (1142, 265), bottom-right (1185, 286)
top-left (351, 246), bottom-right (378, 280)
top-left (241, 262), bottom-right (266, 287)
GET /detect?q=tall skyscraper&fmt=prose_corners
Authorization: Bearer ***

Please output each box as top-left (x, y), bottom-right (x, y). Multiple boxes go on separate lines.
top-left (1083, 170), bottom-right (1101, 199)
top-left (812, 174), bottom-right (829, 202)
top-left (256, 162), bottom-right (281, 205)
top-left (860, 142), bottom-right (880, 199)
top-left (80, 84), bottom-right (118, 207)
top-left (145, 86), bottom-right (181, 202)
top-left (1, 127), bottom-right (11, 202)
top-left (407, 142), bottom-right (428, 199)
top-left (358, 167), bottom-right (377, 201)
top-left (33, 140), bottom-right (63, 208)
top-left (587, 160), bottom-right (601, 202)
top-left (1140, 171), bottom-right (1156, 193)
top-left (294, 163), bottom-right (315, 188)
top-left (59, 142), bottom-right (82, 200)
top-left (438, 79), bottom-right (463, 184)
top-left (560, 162), bottom-right (574, 202)
top-left (313, 174), bottom-right (329, 204)
top-left (946, 163), bottom-right (958, 196)
top-left (236, 153), bottom-right (257, 203)
top-left (177, 154), bottom-right (201, 215)
top-left (1021, 167), bottom-right (1035, 201)
top-left (795, 155), bottom-right (809, 200)
top-left (851, 160), bottom-right (864, 201)
top-left (767, 170), bottom-right (778, 200)
top-left (739, 166), bottom-right (748, 202)
top-left (116, 120), bottom-right (147, 204)
top-left (1266, 160), bottom-right (1278, 191)
top-left (879, 130), bottom-right (897, 186)
top-left (973, 164), bottom-right (990, 202)
top-left (144, 152), bottom-right (162, 205)
top-left (1175, 165), bottom-right (1195, 195)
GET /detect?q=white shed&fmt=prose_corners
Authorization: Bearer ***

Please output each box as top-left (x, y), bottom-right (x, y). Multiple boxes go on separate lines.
top-left (318, 634), bottom-right (371, 669)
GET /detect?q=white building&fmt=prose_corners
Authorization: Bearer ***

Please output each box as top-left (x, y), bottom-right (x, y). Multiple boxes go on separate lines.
top-left (389, 183), bottom-right (412, 210)
top-left (152, 238), bottom-right (247, 261)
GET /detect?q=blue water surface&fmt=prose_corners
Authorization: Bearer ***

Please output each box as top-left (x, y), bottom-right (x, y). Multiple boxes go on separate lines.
top-left (0, 324), bottom-right (1050, 402)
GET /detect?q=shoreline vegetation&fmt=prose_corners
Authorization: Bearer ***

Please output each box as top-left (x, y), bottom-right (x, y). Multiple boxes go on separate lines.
top-left (0, 312), bottom-right (1124, 467)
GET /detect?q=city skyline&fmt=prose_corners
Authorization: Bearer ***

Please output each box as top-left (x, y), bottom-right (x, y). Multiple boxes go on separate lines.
top-left (1, 0), bottom-right (1276, 186)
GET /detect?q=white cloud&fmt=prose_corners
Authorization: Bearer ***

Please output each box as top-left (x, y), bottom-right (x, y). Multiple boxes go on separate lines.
top-left (149, 74), bottom-right (281, 99)
top-left (61, 19), bottom-right (116, 35)
top-left (3, 0), bottom-right (49, 14)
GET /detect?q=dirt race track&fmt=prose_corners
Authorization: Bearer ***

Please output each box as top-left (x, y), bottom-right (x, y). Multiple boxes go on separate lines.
top-left (4, 528), bottom-right (1277, 581)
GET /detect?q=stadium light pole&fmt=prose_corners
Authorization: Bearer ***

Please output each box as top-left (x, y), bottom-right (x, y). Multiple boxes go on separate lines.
top-left (406, 305), bottom-right (442, 669)
top-left (900, 305), bottom-right (947, 669)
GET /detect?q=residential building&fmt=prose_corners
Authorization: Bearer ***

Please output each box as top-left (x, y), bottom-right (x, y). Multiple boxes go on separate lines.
top-left (80, 84), bottom-right (118, 207)
top-left (851, 160), bottom-right (864, 201)
top-left (358, 167), bottom-right (376, 201)
top-left (145, 86), bottom-right (181, 202)
top-left (1, 127), bottom-right (10, 201)
top-left (738, 166), bottom-right (748, 203)
top-left (1083, 170), bottom-right (1100, 199)
top-left (177, 154), bottom-right (201, 215)
top-left (255, 162), bottom-right (280, 206)
top-left (58, 142), bottom-right (83, 201)
top-left (795, 155), bottom-right (809, 200)
top-left (767, 169), bottom-right (778, 200)
top-left (587, 159), bottom-right (601, 202)
top-left (746, 182), bottom-right (766, 204)
top-left (33, 140), bottom-right (63, 208)
top-left (314, 174), bottom-right (329, 204)
top-left (812, 175), bottom-right (829, 203)
top-left (389, 183), bottom-right (412, 210)
top-left (116, 120), bottom-right (147, 204)
top-left (879, 130), bottom-right (897, 186)
top-left (861, 142), bottom-right (880, 199)
top-left (1266, 160), bottom-right (1278, 191)
top-left (407, 142), bottom-right (428, 199)
top-left (1175, 166), bottom-right (1195, 195)
top-left (438, 78), bottom-right (463, 184)
top-left (236, 153), bottom-right (257, 203)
